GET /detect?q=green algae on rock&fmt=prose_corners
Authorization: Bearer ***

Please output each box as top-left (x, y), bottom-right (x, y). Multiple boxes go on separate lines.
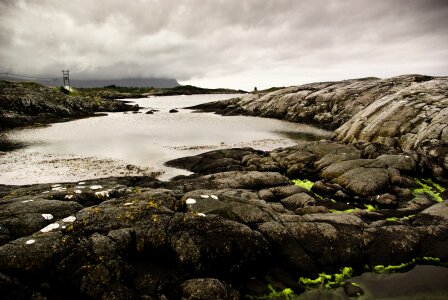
top-left (413, 178), bottom-right (446, 203)
top-left (291, 179), bottom-right (314, 191)
top-left (299, 267), bottom-right (354, 289)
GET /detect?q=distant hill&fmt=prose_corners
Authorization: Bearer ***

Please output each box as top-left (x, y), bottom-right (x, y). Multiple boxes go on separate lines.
top-left (70, 78), bottom-right (180, 88)
top-left (0, 76), bottom-right (180, 88)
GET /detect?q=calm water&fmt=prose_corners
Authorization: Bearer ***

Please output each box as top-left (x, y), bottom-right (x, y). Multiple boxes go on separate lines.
top-left (0, 94), bottom-right (330, 184)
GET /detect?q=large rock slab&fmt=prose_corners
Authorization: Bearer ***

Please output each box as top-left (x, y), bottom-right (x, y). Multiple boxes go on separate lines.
top-left (0, 197), bottom-right (82, 245)
top-left (166, 171), bottom-right (290, 192)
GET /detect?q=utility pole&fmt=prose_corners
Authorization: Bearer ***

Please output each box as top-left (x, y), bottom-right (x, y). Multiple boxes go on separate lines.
top-left (62, 70), bottom-right (70, 90)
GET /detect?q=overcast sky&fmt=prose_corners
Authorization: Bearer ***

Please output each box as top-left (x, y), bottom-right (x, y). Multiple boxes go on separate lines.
top-left (1, 0), bottom-right (447, 90)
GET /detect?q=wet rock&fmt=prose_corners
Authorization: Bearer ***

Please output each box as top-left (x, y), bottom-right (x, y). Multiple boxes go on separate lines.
top-left (256, 221), bottom-right (318, 275)
top-left (167, 171), bottom-right (290, 192)
top-left (368, 193), bottom-right (397, 207)
top-left (181, 278), bottom-right (238, 300)
top-left (280, 193), bottom-right (315, 211)
top-left (0, 198), bottom-right (82, 245)
top-left (295, 206), bottom-right (329, 215)
top-left (270, 141), bottom-right (360, 178)
top-left (320, 159), bottom-right (375, 180)
top-left (343, 282), bottom-right (364, 297)
top-left (332, 167), bottom-right (390, 197)
top-left (0, 272), bottom-right (33, 299)
top-left (364, 225), bottom-right (425, 266)
top-left (165, 148), bottom-right (264, 174)
top-left (285, 215), bottom-right (365, 268)
top-left (182, 189), bottom-right (273, 224)
top-left (258, 185), bottom-right (307, 201)
top-left (169, 109), bottom-right (179, 113)
top-left (0, 231), bottom-right (72, 273)
top-left (413, 201), bottom-right (448, 225)
top-left (168, 214), bottom-right (270, 273)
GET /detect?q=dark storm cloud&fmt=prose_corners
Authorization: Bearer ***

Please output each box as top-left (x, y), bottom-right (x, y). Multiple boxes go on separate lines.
top-left (0, 0), bottom-right (447, 89)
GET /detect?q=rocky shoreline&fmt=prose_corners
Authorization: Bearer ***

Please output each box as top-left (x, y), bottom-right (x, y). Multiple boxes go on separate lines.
top-left (0, 75), bottom-right (447, 299)
top-left (0, 81), bottom-right (139, 130)
top-left (190, 74), bottom-right (448, 182)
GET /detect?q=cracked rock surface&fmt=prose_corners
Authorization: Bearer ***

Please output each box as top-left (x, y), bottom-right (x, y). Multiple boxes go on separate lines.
top-left (1, 145), bottom-right (447, 298)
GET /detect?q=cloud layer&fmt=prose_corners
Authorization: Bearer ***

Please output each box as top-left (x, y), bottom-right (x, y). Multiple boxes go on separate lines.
top-left (1, 0), bottom-right (447, 89)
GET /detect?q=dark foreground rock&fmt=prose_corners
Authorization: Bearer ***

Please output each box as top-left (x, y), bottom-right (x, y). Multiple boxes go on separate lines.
top-left (1, 149), bottom-right (447, 299)
top-left (0, 80), bottom-right (139, 130)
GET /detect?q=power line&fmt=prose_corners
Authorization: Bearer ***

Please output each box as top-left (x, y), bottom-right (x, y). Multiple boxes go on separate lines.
top-left (0, 72), bottom-right (59, 81)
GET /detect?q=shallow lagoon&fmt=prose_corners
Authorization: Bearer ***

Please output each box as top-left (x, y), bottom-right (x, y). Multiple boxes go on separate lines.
top-left (1, 94), bottom-right (330, 184)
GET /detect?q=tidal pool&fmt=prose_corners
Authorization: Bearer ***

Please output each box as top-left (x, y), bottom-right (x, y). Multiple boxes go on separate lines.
top-left (0, 94), bottom-right (330, 184)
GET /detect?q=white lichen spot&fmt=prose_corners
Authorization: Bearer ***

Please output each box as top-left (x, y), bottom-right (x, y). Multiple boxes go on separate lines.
top-left (78, 182), bottom-right (86, 185)
top-left (52, 187), bottom-right (61, 191)
top-left (90, 185), bottom-right (103, 190)
top-left (65, 195), bottom-right (74, 200)
top-left (211, 195), bottom-right (218, 200)
top-left (40, 223), bottom-right (59, 233)
top-left (186, 198), bottom-right (196, 204)
top-left (124, 202), bottom-right (133, 206)
top-left (25, 239), bottom-right (36, 245)
top-left (62, 226), bottom-right (66, 229)
top-left (62, 216), bottom-right (76, 223)
top-left (42, 191), bottom-right (50, 194)
top-left (51, 184), bottom-right (61, 188)
top-left (42, 214), bottom-right (53, 220)
top-left (60, 188), bottom-right (67, 191)
top-left (197, 213), bottom-right (206, 217)
top-left (75, 186), bottom-right (86, 189)
top-left (95, 191), bottom-right (109, 198)
top-left (200, 195), bottom-right (209, 198)
top-left (22, 199), bottom-right (34, 203)
top-left (74, 190), bottom-right (82, 194)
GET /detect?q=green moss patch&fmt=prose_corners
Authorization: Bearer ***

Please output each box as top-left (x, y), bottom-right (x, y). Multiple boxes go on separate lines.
top-left (364, 204), bottom-right (378, 211)
top-left (299, 267), bottom-right (353, 289)
top-left (246, 285), bottom-right (295, 300)
top-left (372, 257), bottom-right (444, 274)
top-left (292, 179), bottom-right (314, 191)
top-left (329, 208), bottom-right (358, 213)
top-left (413, 178), bottom-right (445, 203)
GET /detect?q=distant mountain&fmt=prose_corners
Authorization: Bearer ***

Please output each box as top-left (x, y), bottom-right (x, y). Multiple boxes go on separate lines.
top-left (70, 78), bottom-right (180, 88)
top-left (0, 76), bottom-right (180, 88)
